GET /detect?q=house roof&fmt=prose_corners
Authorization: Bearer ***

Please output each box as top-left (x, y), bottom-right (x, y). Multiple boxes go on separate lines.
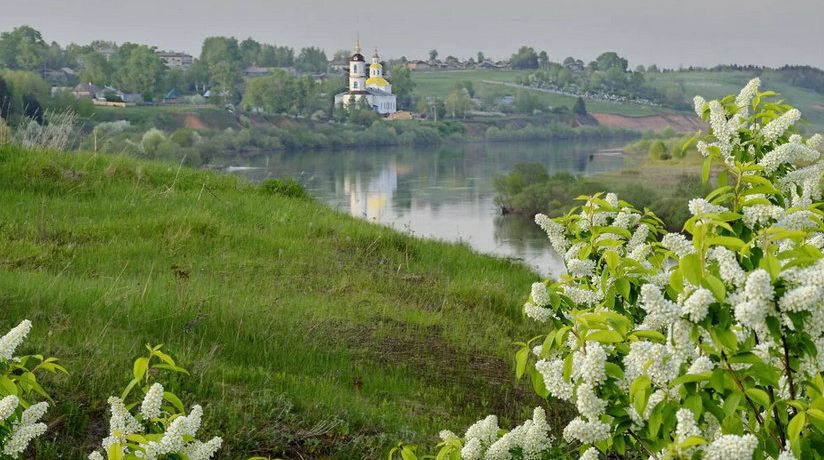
top-left (74, 82), bottom-right (101, 93)
top-left (165, 88), bottom-right (182, 99)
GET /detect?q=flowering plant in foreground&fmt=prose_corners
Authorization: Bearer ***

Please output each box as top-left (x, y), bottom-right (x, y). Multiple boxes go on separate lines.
top-left (396, 80), bottom-right (824, 460)
top-left (0, 319), bottom-right (66, 458)
top-left (87, 344), bottom-right (222, 460)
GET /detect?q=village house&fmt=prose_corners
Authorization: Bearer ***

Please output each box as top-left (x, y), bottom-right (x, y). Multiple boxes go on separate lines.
top-left (157, 51), bottom-right (193, 70)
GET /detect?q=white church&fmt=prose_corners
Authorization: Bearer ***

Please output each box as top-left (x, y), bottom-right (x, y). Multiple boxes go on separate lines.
top-left (334, 39), bottom-right (397, 115)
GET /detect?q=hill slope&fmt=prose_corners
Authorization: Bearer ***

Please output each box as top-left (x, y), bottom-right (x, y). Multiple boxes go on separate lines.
top-left (0, 146), bottom-right (546, 458)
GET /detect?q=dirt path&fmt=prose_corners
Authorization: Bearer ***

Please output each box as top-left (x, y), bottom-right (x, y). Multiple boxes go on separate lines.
top-left (590, 112), bottom-right (703, 132)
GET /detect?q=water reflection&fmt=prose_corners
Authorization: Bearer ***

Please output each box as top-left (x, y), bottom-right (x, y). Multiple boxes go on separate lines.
top-left (232, 140), bottom-right (625, 277)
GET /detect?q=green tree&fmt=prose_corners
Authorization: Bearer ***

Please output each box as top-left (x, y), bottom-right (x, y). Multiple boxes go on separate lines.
top-left (513, 90), bottom-right (540, 113)
top-left (77, 52), bottom-right (111, 85)
top-left (572, 96), bottom-right (587, 115)
top-left (389, 63), bottom-right (415, 108)
top-left (477, 51), bottom-right (485, 63)
top-left (294, 47), bottom-right (327, 73)
top-left (538, 50), bottom-right (549, 69)
top-left (200, 36), bottom-right (242, 69)
top-left (445, 88), bottom-right (471, 118)
top-left (209, 61), bottom-right (242, 103)
top-left (112, 45), bottom-right (165, 98)
top-left (429, 49), bottom-right (438, 61)
top-left (0, 26), bottom-right (48, 70)
top-left (510, 46), bottom-right (539, 69)
top-left (594, 51), bottom-right (628, 72)
top-left (239, 38), bottom-right (261, 66)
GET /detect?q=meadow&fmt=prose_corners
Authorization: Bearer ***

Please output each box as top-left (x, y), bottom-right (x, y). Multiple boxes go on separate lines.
top-left (0, 145), bottom-right (555, 458)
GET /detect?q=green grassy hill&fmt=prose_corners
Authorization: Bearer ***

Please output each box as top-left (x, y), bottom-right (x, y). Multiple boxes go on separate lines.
top-left (413, 69), bottom-right (824, 129)
top-left (0, 145), bottom-right (549, 458)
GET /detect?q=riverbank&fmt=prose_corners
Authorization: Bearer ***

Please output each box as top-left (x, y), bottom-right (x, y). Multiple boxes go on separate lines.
top-left (72, 105), bottom-right (640, 167)
top-left (0, 145), bottom-right (554, 458)
top-left (495, 136), bottom-right (707, 231)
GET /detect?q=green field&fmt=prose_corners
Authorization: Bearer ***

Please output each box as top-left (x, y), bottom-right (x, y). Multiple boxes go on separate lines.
top-left (0, 145), bottom-right (552, 458)
top-left (412, 69), bottom-right (824, 127)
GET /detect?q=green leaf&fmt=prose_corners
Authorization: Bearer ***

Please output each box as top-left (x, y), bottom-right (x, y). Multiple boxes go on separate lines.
top-left (680, 254), bottom-right (703, 285)
top-left (133, 357), bottom-right (149, 382)
top-left (401, 446), bottom-right (418, 460)
top-left (630, 330), bottom-right (666, 342)
top-left (746, 388), bottom-right (771, 408)
top-left (808, 408), bottom-right (824, 422)
top-left (670, 372), bottom-right (712, 387)
top-left (702, 274), bottom-right (726, 302)
top-left (515, 347), bottom-right (529, 380)
top-left (530, 368), bottom-right (549, 399)
top-left (680, 436), bottom-right (708, 449)
top-left (702, 157), bottom-right (711, 184)
top-left (107, 443), bottom-right (124, 460)
top-left (163, 391), bottom-right (185, 414)
top-left (707, 236), bottom-right (746, 250)
top-left (788, 412), bottom-right (806, 443)
top-left (605, 362), bottom-right (624, 380)
top-left (759, 253), bottom-right (781, 280)
top-left (585, 330), bottom-right (624, 344)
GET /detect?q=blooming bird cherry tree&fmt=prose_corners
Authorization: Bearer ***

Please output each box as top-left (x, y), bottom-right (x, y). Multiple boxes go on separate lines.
top-left (87, 344), bottom-right (222, 460)
top-left (396, 80), bottom-right (824, 460)
top-left (0, 319), bottom-right (67, 458)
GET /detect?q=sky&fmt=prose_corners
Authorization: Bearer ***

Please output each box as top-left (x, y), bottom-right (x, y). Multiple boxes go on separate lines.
top-left (1, 0), bottom-right (823, 68)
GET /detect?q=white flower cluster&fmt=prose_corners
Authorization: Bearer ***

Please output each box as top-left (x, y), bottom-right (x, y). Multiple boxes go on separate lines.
top-left (762, 109), bottom-right (801, 143)
top-left (90, 396), bottom-right (221, 460)
top-left (688, 198), bottom-right (727, 217)
top-left (535, 214), bottom-right (568, 255)
top-left (0, 395), bottom-right (49, 459)
top-left (535, 359), bottom-right (573, 401)
top-left (639, 284), bottom-right (680, 331)
top-left (661, 233), bottom-right (695, 258)
top-left (708, 246), bottom-right (746, 287)
top-left (759, 141), bottom-right (820, 173)
top-left (0, 320), bottom-right (32, 361)
top-left (681, 288), bottom-right (714, 323)
top-left (624, 341), bottom-right (680, 388)
top-left (704, 434), bottom-right (758, 460)
top-left (735, 78), bottom-right (760, 116)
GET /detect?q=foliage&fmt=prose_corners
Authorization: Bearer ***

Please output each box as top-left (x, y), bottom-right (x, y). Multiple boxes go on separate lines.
top-left (260, 178), bottom-right (309, 199)
top-left (422, 80), bottom-right (824, 459)
top-left (86, 344), bottom-right (222, 460)
top-left (510, 46), bottom-right (540, 70)
top-left (0, 319), bottom-right (66, 458)
top-left (390, 63), bottom-right (416, 109)
top-left (0, 26), bottom-right (48, 71)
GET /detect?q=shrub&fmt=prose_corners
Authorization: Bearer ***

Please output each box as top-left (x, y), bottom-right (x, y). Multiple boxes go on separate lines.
top-left (404, 79), bottom-right (824, 460)
top-left (260, 178), bottom-right (310, 199)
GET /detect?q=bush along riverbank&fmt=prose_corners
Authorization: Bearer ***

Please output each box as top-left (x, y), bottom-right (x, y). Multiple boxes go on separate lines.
top-left (0, 144), bottom-right (550, 458)
top-left (1, 103), bottom-right (640, 168)
top-left (494, 163), bottom-right (710, 232)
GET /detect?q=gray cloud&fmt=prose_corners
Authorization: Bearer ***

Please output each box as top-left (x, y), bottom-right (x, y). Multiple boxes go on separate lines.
top-left (2, 0), bottom-right (823, 67)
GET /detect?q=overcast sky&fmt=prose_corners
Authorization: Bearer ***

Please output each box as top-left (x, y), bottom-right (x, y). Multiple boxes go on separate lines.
top-left (1, 0), bottom-right (823, 68)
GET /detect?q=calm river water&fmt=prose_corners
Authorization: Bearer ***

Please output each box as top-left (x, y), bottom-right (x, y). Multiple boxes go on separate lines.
top-left (229, 140), bottom-right (626, 277)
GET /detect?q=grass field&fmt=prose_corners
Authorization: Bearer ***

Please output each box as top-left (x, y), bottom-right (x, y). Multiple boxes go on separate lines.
top-left (0, 145), bottom-right (554, 458)
top-left (412, 69), bottom-right (824, 127)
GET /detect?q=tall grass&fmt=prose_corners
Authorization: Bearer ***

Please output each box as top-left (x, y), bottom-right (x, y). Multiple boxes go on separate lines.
top-left (0, 145), bottom-right (548, 458)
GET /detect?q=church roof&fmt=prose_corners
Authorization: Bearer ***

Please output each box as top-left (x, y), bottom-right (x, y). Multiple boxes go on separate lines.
top-left (370, 62), bottom-right (383, 69)
top-left (351, 53), bottom-right (365, 62)
top-left (366, 77), bottom-right (390, 87)
top-left (365, 87), bottom-right (393, 97)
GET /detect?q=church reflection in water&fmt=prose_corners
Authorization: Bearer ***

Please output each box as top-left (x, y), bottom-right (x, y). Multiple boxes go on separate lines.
top-left (343, 162), bottom-right (398, 221)
top-left (232, 140), bottom-right (625, 276)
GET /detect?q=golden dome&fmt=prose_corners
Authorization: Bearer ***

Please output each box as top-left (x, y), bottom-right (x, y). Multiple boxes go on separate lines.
top-left (370, 62), bottom-right (383, 69)
top-left (366, 76), bottom-right (390, 87)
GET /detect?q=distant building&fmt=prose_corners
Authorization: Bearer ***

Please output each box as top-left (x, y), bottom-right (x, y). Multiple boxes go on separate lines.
top-left (243, 66), bottom-right (274, 77)
top-left (72, 82), bottom-right (102, 99)
top-left (334, 38), bottom-right (397, 115)
top-left (157, 51), bottom-right (193, 70)
top-left (406, 60), bottom-right (430, 71)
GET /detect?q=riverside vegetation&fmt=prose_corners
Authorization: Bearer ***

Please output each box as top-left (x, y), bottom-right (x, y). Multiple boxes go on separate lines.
top-left (0, 143), bottom-right (548, 458)
top-left (395, 82), bottom-right (824, 459)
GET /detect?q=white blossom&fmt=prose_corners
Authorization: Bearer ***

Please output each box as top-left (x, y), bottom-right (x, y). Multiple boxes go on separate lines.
top-left (693, 96), bottom-right (706, 117)
top-left (575, 382), bottom-right (607, 420)
top-left (735, 78), bottom-right (760, 115)
top-left (682, 288), bottom-right (714, 322)
top-left (762, 109), bottom-right (801, 143)
top-left (639, 284), bottom-right (680, 331)
top-left (141, 383), bottom-right (164, 420)
top-left (524, 301), bottom-right (553, 323)
top-left (0, 320), bottom-right (32, 361)
top-left (704, 434), bottom-right (758, 460)
top-left (661, 233), bottom-right (695, 258)
top-left (183, 437), bottom-right (223, 460)
top-left (3, 423), bottom-right (48, 458)
top-left (20, 402), bottom-right (48, 426)
top-left (562, 417), bottom-right (610, 444)
top-left (0, 395), bottom-right (19, 420)
top-left (535, 359), bottom-right (573, 401)
top-left (580, 447), bottom-right (600, 460)
top-left (461, 438), bottom-right (483, 460)
top-left (531, 282), bottom-right (550, 307)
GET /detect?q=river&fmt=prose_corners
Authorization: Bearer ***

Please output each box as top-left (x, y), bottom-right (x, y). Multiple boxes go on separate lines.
top-left (228, 140), bottom-right (626, 277)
